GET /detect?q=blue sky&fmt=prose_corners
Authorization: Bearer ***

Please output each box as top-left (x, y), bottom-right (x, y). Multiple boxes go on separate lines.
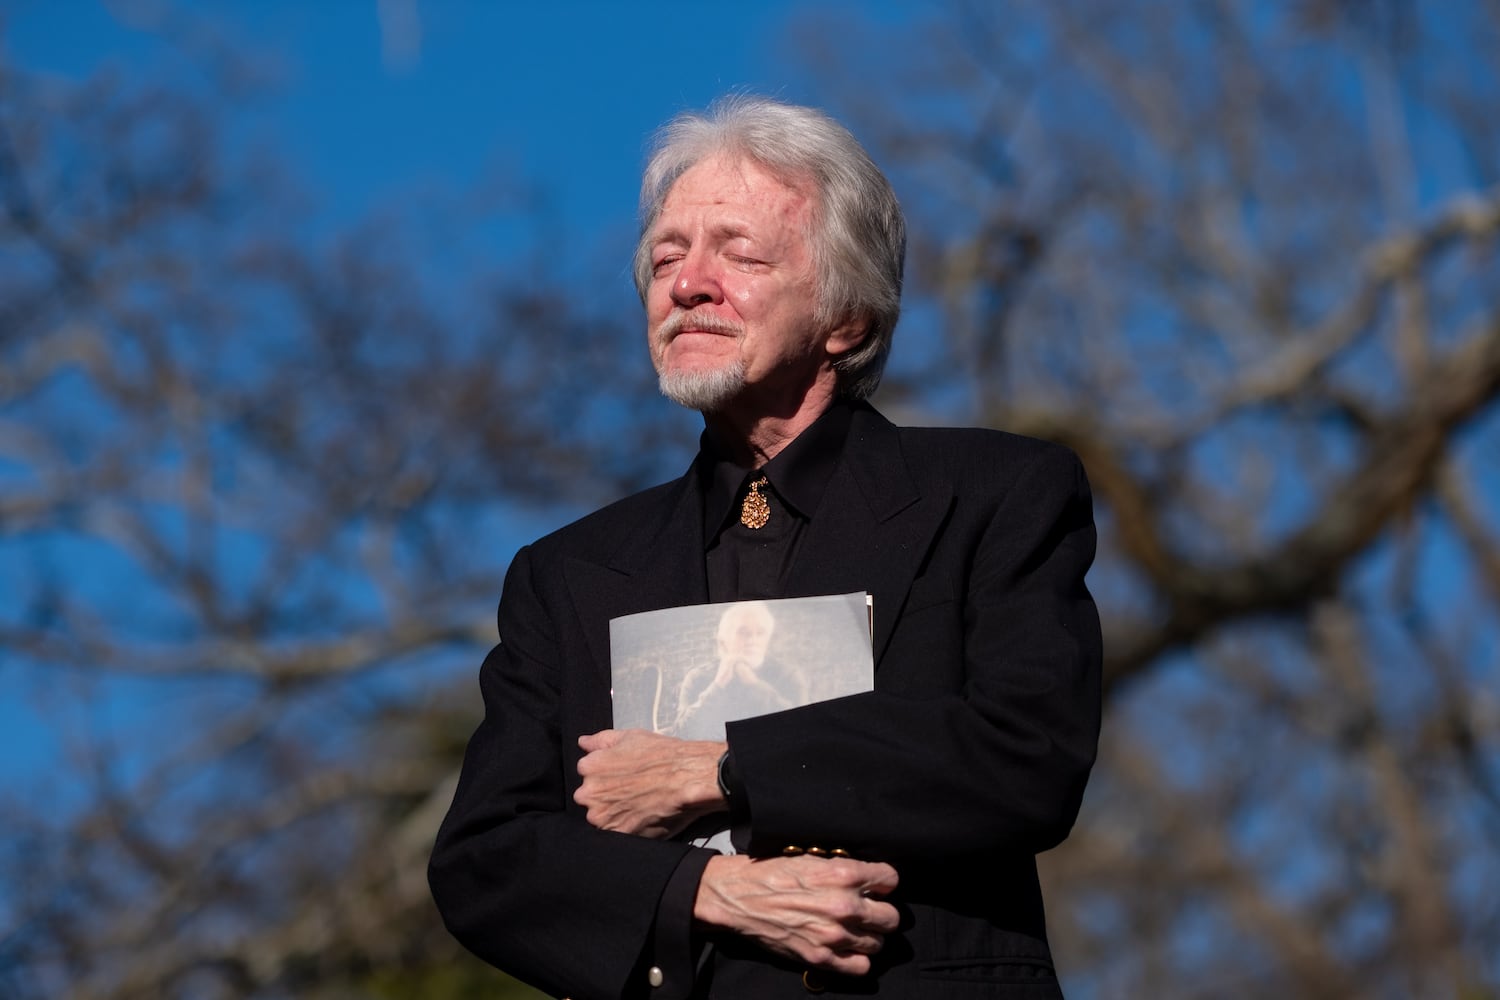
top-left (7, 1), bottom-right (912, 235)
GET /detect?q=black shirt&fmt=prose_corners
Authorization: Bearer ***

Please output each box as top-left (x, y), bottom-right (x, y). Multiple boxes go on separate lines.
top-left (699, 401), bottom-right (855, 604)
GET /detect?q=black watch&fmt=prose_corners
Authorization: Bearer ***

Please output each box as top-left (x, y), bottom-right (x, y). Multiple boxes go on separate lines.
top-left (716, 749), bottom-right (734, 801)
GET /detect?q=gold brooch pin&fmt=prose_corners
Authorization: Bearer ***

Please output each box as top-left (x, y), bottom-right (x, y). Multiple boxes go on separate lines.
top-left (740, 476), bottom-right (770, 529)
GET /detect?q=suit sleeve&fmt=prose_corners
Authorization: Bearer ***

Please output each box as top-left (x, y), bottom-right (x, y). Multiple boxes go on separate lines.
top-left (428, 544), bottom-right (713, 1000)
top-left (726, 445), bottom-right (1102, 862)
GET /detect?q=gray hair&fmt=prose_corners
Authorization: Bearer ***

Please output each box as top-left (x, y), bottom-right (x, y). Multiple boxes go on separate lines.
top-left (716, 600), bottom-right (775, 645)
top-left (633, 96), bottom-right (905, 400)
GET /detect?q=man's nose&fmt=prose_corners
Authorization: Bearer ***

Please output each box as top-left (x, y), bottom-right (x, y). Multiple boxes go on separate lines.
top-left (670, 250), bottom-right (722, 308)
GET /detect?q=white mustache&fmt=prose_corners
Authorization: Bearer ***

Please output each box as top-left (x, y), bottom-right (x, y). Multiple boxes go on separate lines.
top-left (655, 310), bottom-right (745, 344)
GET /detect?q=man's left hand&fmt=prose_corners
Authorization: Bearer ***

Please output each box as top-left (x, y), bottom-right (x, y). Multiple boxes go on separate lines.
top-left (575, 729), bottom-right (727, 838)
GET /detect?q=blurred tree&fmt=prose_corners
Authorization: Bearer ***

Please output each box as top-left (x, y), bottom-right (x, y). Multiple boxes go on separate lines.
top-left (0, 26), bottom-right (668, 1000)
top-left (792, 0), bottom-right (1500, 996)
top-left (2, 1), bottom-right (1498, 998)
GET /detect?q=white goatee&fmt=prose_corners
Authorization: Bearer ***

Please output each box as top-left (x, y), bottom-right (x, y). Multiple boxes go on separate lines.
top-left (652, 311), bottom-right (748, 412)
top-left (658, 359), bottom-right (748, 412)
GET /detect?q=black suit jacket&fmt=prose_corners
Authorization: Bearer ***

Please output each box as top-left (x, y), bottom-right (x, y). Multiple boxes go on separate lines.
top-left (429, 404), bottom-right (1102, 999)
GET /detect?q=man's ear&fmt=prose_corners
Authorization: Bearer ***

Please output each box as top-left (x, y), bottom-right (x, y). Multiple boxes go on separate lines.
top-left (823, 316), bottom-right (869, 358)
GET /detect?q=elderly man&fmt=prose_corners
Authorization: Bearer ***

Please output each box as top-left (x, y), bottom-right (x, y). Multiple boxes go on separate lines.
top-left (429, 97), bottom-right (1101, 999)
top-left (672, 601), bottom-right (806, 741)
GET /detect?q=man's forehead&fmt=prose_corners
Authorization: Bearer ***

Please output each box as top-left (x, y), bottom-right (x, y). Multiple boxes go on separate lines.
top-left (661, 153), bottom-right (815, 210)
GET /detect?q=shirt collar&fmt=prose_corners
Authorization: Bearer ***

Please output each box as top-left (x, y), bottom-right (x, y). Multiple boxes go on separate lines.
top-left (695, 400), bottom-right (857, 544)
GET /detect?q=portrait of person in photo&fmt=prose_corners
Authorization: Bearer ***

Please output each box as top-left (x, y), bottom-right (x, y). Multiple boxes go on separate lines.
top-left (672, 601), bottom-right (800, 740)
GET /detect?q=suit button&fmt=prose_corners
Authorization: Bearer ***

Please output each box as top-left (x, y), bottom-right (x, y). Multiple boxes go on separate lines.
top-left (802, 969), bottom-right (827, 993)
top-left (647, 966), bottom-right (664, 988)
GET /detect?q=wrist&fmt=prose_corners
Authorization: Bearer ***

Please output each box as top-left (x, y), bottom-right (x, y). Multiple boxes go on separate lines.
top-left (692, 854), bottom-right (748, 927)
top-left (680, 740), bottom-right (730, 814)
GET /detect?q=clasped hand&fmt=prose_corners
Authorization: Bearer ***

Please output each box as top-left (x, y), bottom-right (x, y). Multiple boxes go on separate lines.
top-left (575, 728), bottom-right (725, 839)
top-left (695, 854), bottom-right (901, 976)
top-left (576, 728), bottom-right (902, 975)
top-left (712, 656), bottom-right (759, 688)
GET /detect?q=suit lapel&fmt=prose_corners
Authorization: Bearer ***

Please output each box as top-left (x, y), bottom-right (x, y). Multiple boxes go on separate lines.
top-left (785, 407), bottom-right (952, 668)
top-left (562, 472), bottom-right (709, 698)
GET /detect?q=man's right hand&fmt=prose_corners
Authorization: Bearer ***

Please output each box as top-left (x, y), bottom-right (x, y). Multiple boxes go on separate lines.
top-left (692, 854), bottom-right (900, 976)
